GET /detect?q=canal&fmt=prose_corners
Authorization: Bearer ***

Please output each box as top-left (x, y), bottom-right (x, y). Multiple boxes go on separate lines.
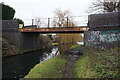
top-left (2, 46), bottom-right (59, 78)
top-left (2, 33), bottom-right (83, 78)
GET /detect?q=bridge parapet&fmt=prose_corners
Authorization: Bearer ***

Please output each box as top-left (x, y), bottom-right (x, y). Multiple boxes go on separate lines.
top-left (19, 27), bottom-right (89, 33)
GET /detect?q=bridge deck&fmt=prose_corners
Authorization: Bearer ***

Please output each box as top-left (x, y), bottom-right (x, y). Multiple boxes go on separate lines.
top-left (19, 27), bottom-right (89, 33)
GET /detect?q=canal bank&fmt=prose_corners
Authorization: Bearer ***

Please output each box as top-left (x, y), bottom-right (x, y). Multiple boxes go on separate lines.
top-left (24, 46), bottom-right (120, 78)
top-left (2, 35), bottom-right (52, 57)
top-left (24, 45), bottom-right (89, 78)
top-left (25, 55), bottom-right (67, 78)
top-left (2, 46), bottom-right (59, 78)
top-left (2, 32), bottom-right (83, 78)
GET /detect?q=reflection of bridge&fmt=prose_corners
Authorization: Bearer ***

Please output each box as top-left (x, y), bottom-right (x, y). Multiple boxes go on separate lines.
top-left (19, 27), bottom-right (89, 33)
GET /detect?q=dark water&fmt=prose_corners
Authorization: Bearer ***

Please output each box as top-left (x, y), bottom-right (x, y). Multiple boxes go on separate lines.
top-left (2, 47), bottom-right (59, 78)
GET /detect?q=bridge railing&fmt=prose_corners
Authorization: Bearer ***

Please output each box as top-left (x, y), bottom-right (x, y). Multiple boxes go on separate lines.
top-left (22, 15), bottom-right (88, 28)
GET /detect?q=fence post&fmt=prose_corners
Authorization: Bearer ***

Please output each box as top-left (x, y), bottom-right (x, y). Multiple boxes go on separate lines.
top-left (67, 17), bottom-right (68, 27)
top-left (48, 18), bottom-right (50, 28)
top-left (32, 19), bottom-right (34, 27)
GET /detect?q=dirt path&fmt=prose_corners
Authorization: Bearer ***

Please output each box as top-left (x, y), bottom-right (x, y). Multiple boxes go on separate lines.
top-left (64, 54), bottom-right (79, 78)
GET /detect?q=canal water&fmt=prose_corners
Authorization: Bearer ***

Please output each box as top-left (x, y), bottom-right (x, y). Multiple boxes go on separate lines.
top-left (2, 33), bottom-right (83, 78)
top-left (2, 46), bottom-right (59, 78)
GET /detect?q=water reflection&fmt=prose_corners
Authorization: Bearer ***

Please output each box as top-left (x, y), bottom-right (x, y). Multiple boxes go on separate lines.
top-left (39, 47), bottom-right (60, 62)
top-left (59, 43), bottom-right (75, 53)
top-left (2, 46), bottom-right (59, 78)
top-left (56, 33), bottom-right (83, 53)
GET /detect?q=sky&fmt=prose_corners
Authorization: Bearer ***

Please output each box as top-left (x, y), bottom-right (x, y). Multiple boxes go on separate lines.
top-left (1, 0), bottom-right (94, 26)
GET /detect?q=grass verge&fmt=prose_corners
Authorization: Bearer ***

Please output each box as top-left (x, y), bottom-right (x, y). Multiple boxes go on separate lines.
top-left (70, 45), bottom-right (82, 49)
top-left (73, 55), bottom-right (97, 78)
top-left (24, 55), bottom-right (67, 78)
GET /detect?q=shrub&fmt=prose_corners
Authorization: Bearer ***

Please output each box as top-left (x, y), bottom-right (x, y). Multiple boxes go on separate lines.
top-left (14, 18), bottom-right (24, 24)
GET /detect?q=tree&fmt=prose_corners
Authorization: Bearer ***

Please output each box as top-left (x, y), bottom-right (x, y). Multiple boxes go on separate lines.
top-left (34, 17), bottom-right (42, 28)
top-left (34, 17), bottom-right (47, 28)
top-left (52, 9), bottom-right (74, 27)
top-left (1, 2), bottom-right (15, 20)
top-left (52, 9), bottom-right (83, 53)
top-left (87, 0), bottom-right (120, 14)
top-left (14, 18), bottom-right (24, 24)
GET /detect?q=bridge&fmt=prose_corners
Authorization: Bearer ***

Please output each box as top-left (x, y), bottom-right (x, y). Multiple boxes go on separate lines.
top-left (19, 16), bottom-right (89, 33)
top-left (3, 15), bottom-right (89, 53)
top-left (19, 27), bottom-right (89, 33)
top-left (2, 12), bottom-right (120, 54)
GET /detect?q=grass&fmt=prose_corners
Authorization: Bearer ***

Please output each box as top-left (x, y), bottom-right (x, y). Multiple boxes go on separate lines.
top-left (73, 55), bottom-right (97, 78)
top-left (24, 55), bottom-right (67, 78)
top-left (70, 45), bottom-right (81, 49)
top-left (24, 45), bottom-right (97, 78)
top-left (52, 43), bottom-right (59, 46)
top-left (24, 46), bottom-right (120, 78)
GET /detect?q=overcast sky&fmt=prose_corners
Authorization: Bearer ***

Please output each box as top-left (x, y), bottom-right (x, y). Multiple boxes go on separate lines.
top-left (1, 0), bottom-right (94, 25)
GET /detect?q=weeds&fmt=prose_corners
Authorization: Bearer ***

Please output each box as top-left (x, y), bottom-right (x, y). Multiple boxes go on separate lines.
top-left (85, 47), bottom-right (120, 78)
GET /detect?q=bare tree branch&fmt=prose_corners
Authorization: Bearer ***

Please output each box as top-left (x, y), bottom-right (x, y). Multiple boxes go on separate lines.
top-left (52, 9), bottom-right (74, 27)
top-left (87, 0), bottom-right (120, 14)
top-left (34, 17), bottom-right (48, 28)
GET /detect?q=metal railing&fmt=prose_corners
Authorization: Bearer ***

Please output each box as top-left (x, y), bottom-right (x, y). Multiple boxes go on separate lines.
top-left (23, 15), bottom-right (88, 28)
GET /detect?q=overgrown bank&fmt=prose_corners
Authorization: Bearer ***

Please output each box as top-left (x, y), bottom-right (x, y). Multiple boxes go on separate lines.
top-left (2, 37), bottom-right (20, 57)
top-left (84, 47), bottom-right (120, 78)
top-left (2, 35), bottom-right (52, 57)
top-left (24, 46), bottom-right (120, 78)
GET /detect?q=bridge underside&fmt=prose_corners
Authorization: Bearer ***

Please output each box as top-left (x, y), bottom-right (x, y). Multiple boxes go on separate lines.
top-left (19, 27), bottom-right (88, 33)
